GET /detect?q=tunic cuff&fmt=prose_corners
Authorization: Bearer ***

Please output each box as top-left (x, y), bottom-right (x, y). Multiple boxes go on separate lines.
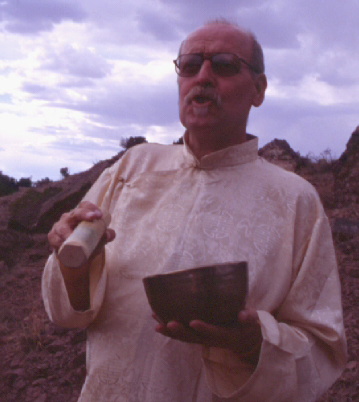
top-left (201, 310), bottom-right (295, 400)
top-left (202, 345), bottom-right (256, 397)
top-left (42, 251), bottom-right (107, 329)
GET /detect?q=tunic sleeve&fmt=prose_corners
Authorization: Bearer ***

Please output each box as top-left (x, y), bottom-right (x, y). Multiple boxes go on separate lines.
top-left (41, 163), bottom-right (121, 329)
top-left (202, 192), bottom-right (347, 402)
top-left (41, 250), bottom-right (107, 328)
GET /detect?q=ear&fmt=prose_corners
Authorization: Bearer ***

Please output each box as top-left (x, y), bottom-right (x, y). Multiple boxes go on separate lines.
top-left (252, 73), bottom-right (267, 107)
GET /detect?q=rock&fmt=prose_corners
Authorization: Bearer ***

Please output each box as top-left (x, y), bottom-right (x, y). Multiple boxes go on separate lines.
top-left (26, 387), bottom-right (46, 402)
top-left (0, 229), bottom-right (34, 266)
top-left (332, 218), bottom-right (359, 241)
top-left (7, 155), bottom-right (120, 234)
top-left (259, 139), bottom-right (301, 171)
top-left (0, 260), bottom-right (9, 272)
top-left (334, 126), bottom-right (359, 207)
top-left (72, 352), bottom-right (86, 369)
top-left (46, 339), bottom-right (67, 353)
top-left (32, 378), bottom-right (47, 386)
top-left (71, 330), bottom-right (86, 345)
top-left (9, 357), bottom-right (23, 369)
top-left (5, 368), bottom-right (26, 385)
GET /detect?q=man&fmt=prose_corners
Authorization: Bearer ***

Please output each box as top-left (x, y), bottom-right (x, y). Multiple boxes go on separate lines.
top-left (42, 21), bottom-right (347, 401)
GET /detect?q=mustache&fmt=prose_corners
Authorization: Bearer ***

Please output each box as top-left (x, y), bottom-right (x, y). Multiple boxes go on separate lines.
top-left (184, 86), bottom-right (222, 106)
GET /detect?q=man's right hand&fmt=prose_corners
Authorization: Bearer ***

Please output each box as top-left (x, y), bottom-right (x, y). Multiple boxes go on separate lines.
top-left (48, 201), bottom-right (116, 252)
top-left (47, 201), bottom-right (115, 311)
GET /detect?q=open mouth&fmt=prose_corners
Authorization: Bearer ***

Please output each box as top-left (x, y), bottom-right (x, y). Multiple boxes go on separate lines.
top-left (184, 86), bottom-right (220, 108)
top-left (193, 95), bottom-right (213, 105)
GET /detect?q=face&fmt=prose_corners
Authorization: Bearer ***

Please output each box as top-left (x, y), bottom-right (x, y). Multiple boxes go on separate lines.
top-left (178, 24), bottom-right (266, 142)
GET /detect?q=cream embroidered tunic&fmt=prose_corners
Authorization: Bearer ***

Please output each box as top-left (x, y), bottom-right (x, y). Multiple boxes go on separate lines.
top-left (42, 136), bottom-right (347, 402)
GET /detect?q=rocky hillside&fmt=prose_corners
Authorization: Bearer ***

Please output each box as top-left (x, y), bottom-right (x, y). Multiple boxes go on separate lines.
top-left (0, 129), bottom-right (358, 401)
top-left (334, 127), bottom-right (359, 207)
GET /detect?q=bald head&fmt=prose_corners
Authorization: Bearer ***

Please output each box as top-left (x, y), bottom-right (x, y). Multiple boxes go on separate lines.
top-left (179, 21), bottom-right (265, 74)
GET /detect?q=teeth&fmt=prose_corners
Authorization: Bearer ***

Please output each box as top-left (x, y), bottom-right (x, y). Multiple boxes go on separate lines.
top-left (194, 96), bottom-right (210, 104)
top-left (193, 105), bottom-right (209, 116)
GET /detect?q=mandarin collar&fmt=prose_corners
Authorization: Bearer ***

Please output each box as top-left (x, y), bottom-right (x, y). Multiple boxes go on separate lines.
top-left (182, 133), bottom-right (258, 169)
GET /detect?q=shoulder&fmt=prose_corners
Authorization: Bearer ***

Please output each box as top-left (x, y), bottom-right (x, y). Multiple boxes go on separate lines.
top-left (256, 157), bottom-right (317, 194)
top-left (253, 158), bottom-right (322, 213)
top-left (85, 143), bottom-right (183, 202)
top-left (125, 142), bottom-right (180, 160)
top-left (110, 143), bottom-right (184, 179)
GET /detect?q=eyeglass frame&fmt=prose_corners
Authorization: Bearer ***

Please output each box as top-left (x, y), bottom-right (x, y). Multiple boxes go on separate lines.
top-left (173, 52), bottom-right (261, 77)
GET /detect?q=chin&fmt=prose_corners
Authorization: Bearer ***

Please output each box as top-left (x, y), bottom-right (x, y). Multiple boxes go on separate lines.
top-left (182, 112), bottom-right (217, 130)
top-left (185, 120), bottom-right (216, 132)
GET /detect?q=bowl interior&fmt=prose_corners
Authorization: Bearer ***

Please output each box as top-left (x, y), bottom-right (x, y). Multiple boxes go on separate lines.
top-left (143, 261), bottom-right (247, 327)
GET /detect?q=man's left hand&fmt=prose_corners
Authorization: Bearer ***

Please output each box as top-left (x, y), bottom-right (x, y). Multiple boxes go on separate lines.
top-left (154, 309), bottom-right (262, 364)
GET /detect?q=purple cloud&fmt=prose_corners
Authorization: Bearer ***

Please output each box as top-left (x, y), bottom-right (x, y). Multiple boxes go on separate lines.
top-left (1, 0), bottom-right (86, 34)
top-left (41, 45), bottom-right (112, 79)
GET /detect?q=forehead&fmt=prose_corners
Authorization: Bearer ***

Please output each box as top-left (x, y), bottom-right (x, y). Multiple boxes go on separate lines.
top-left (181, 24), bottom-right (253, 58)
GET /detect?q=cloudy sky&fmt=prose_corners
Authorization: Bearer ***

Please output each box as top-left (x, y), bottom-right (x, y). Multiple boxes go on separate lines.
top-left (0, 0), bottom-right (358, 181)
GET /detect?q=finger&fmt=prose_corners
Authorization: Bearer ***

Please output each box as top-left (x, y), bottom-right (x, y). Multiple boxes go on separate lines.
top-left (63, 202), bottom-right (103, 229)
top-left (105, 228), bottom-right (116, 243)
top-left (48, 203), bottom-right (104, 251)
top-left (48, 228), bottom-right (66, 251)
top-left (69, 204), bottom-right (103, 225)
top-left (78, 200), bottom-right (102, 213)
top-left (155, 320), bottom-right (181, 336)
top-left (156, 321), bottom-right (203, 344)
top-left (189, 320), bottom-right (235, 345)
top-left (91, 229), bottom-right (116, 258)
top-left (189, 319), bottom-right (216, 334)
top-left (48, 220), bottom-right (75, 250)
top-left (152, 313), bottom-right (164, 325)
top-left (238, 308), bottom-right (259, 324)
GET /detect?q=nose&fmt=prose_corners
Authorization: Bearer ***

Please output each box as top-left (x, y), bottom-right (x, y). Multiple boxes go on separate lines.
top-left (195, 59), bottom-right (215, 85)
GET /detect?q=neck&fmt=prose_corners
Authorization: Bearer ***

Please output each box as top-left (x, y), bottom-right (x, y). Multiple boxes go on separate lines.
top-left (185, 129), bottom-right (247, 160)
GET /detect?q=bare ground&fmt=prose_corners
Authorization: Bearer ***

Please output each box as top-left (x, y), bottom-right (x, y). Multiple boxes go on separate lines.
top-left (0, 230), bottom-right (358, 401)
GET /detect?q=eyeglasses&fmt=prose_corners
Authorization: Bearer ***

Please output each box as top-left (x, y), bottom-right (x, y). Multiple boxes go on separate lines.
top-left (173, 53), bottom-right (260, 77)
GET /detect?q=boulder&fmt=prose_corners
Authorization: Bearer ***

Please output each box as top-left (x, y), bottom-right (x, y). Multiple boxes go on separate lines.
top-left (259, 139), bottom-right (301, 171)
top-left (334, 126), bottom-right (359, 207)
top-left (8, 155), bottom-right (121, 233)
top-left (0, 229), bottom-right (34, 266)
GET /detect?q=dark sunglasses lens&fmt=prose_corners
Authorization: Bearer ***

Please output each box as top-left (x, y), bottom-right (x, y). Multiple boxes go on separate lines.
top-left (212, 54), bottom-right (240, 76)
top-left (177, 55), bottom-right (202, 76)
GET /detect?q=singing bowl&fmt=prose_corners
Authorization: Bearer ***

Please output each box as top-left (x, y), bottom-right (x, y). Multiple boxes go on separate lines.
top-left (143, 261), bottom-right (247, 327)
